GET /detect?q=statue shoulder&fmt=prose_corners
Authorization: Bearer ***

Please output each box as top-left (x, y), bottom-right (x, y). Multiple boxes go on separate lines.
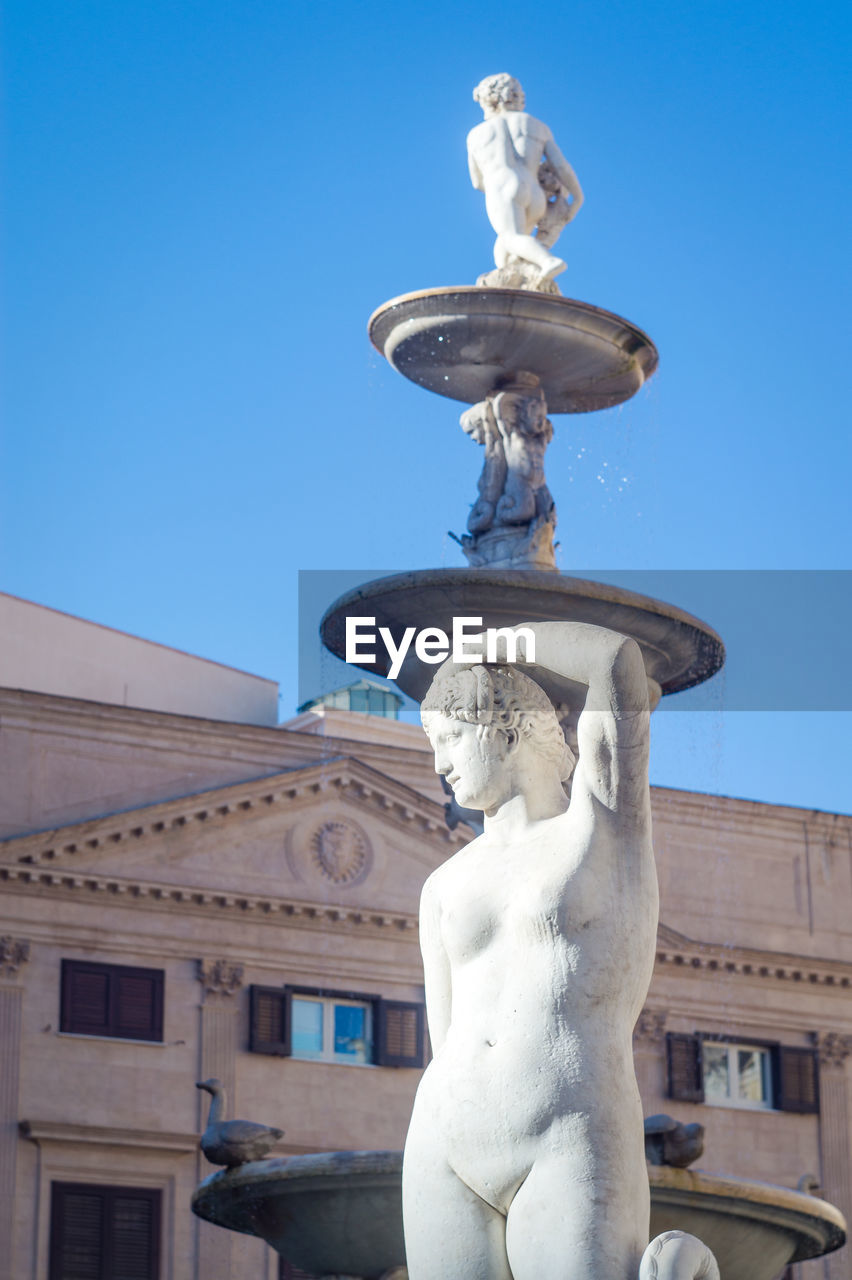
top-left (509, 111), bottom-right (550, 140)
top-left (467, 119), bottom-right (494, 147)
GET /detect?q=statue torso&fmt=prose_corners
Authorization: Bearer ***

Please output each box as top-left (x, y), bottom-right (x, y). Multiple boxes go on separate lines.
top-left (414, 805), bottom-right (656, 1209)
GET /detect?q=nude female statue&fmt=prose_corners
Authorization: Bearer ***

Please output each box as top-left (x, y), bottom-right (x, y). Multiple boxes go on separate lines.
top-left (402, 622), bottom-right (719, 1279)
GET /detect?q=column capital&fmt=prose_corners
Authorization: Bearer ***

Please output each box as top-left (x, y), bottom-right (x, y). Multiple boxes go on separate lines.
top-left (197, 958), bottom-right (244, 998)
top-left (0, 936), bottom-right (30, 978)
top-left (812, 1031), bottom-right (852, 1069)
top-left (633, 1007), bottom-right (668, 1045)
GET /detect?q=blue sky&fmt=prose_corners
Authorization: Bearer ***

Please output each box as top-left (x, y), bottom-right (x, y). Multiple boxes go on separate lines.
top-left (2, 0), bottom-right (850, 811)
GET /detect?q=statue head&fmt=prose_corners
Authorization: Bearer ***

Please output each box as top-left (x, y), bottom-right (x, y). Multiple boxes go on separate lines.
top-left (473, 73), bottom-right (525, 116)
top-left (421, 662), bottom-right (575, 811)
top-left (491, 386), bottom-right (552, 441)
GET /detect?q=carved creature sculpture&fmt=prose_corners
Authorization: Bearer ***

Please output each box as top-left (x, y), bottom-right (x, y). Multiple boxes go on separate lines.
top-left (468, 73), bottom-right (583, 287)
top-left (460, 398), bottom-right (507, 534)
top-left (403, 624), bottom-right (720, 1279)
top-left (644, 1114), bottom-right (705, 1168)
top-left (197, 1078), bottom-right (283, 1169)
top-left (461, 385), bottom-right (554, 542)
top-left (492, 387), bottom-right (554, 526)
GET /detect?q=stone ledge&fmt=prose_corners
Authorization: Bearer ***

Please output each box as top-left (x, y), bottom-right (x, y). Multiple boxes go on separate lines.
top-left (20, 1119), bottom-right (199, 1152)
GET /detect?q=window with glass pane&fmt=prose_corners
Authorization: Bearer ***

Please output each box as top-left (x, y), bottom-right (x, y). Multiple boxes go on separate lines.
top-left (702, 1043), bottom-right (730, 1102)
top-left (703, 1042), bottom-right (773, 1109)
top-left (334, 1004), bottom-right (367, 1061)
top-left (291, 999), bottom-right (324, 1058)
top-left (291, 996), bottom-right (371, 1064)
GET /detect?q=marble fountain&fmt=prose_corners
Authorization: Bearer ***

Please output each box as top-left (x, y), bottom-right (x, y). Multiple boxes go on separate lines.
top-left (193, 73), bottom-right (846, 1279)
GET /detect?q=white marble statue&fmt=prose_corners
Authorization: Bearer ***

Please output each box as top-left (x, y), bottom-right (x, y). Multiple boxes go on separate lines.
top-left (402, 624), bottom-right (719, 1279)
top-left (468, 74), bottom-right (584, 288)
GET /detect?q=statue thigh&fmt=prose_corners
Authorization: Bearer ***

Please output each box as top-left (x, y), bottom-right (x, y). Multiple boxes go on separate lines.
top-left (401, 1150), bottom-right (512, 1280)
top-left (505, 1150), bottom-right (649, 1280)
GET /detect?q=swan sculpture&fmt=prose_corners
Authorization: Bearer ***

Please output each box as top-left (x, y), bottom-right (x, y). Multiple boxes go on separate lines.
top-left (196, 1077), bottom-right (283, 1170)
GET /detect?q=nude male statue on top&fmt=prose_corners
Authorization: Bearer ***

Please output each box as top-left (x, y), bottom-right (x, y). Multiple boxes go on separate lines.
top-left (401, 621), bottom-right (720, 1279)
top-left (467, 74), bottom-right (584, 283)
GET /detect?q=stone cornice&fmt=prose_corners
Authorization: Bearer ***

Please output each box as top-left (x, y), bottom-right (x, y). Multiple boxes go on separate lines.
top-left (651, 784), bottom-right (851, 834)
top-left (0, 756), bottom-right (465, 871)
top-left (0, 862), bottom-right (419, 934)
top-left (0, 686), bottom-right (435, 767)
top-left (20, 1119), bottom-right (198, 1152)
top-left (656, 923), bottom-right (852, 989)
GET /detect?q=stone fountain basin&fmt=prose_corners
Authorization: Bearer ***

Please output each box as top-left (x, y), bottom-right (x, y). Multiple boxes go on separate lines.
top-left (368, 287), bottom-right (659, 412)
top-left (192, 1151), bottom-right (404, 1279)
top-left (648, 1165), bottom-right (846, 1278)
top-left (192, 1150), bottom-right (846, 1280)
top-left (320, 569), bottom-right (725, 711)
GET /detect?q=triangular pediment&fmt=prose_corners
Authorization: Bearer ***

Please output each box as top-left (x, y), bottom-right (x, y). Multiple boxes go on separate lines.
top-left (0, 757), bottom-right (468, 917)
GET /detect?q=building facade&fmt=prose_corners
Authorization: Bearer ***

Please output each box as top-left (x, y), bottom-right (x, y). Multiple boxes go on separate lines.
top-left (1, 596), bottom-right (850, 1279)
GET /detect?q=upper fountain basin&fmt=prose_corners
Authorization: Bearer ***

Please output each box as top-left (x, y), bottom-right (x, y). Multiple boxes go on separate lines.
top-left (368, 287), bottom-right (659, 412)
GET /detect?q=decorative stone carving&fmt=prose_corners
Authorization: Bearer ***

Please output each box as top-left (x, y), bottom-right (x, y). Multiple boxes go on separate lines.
top-left (638, 1231), bottom-right (720, 1280)
top-left (812, 1031), bottom-right (852, 1069)
top-left (310, 821), bottom-right (369, 886)
top-left (644, 1114), bottom-right (705, 1168)
top-left (634, 1008), bottom-right (669, 1044)
top-left (197, 959), bottom-right (244, 998)
top-left (0, 937), bottom-right (30, 976)
top-left (459, 381), bottom-right (557, 570)
top-left (404, 624), bottom-right (717, 1278)
top-left (468, 74), bottom-right (583, 292)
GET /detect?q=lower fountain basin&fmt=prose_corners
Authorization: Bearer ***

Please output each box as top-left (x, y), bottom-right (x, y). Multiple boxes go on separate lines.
top-left (192, 1151), bottom-right (846, 1280)
top-left (320, 569), bottom-right (725, 713)
top-left (192, 1151), bottom-right (403, 1279)
top-left (648, 1165), bottom-right (846, 1278)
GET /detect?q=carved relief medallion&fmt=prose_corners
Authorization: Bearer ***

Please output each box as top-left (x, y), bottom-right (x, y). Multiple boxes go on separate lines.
top-left (310, 821), bottom-right (369, 885)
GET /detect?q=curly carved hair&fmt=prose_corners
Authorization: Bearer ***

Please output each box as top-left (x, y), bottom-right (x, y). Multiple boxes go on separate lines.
top-left (473, 73), bottom-right (525, 113)
top-left (421, 662), bottom-right (575, 781)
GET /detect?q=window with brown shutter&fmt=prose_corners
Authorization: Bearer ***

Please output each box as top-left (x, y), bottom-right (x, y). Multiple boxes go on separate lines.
top-left (61, 960), bottom-right (164, 1042)
top-left (249, 985), bottom-right (426, 1068)
top-left (49, 1183), bottom-right (160, 1280)
top-left (666, 1031), bottom-right (820, 1115)
top-left (776, 1045), bottom-right (820, 1114)
top-left (375, 999), bottom-right (425, 1068)
top-left (250, 985), bottom-right (292, 1055)
top-left (666, 1033), bottom-right (704, 1103)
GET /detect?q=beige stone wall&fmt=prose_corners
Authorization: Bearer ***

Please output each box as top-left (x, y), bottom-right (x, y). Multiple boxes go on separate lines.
top-left (0, 592), bottom-right (279, 727)
top-left (0, 687), bottom-right (443, 839)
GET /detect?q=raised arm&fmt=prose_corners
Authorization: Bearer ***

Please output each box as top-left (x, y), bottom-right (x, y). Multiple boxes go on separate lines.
top-left (543, 133), bottom-right (584, 222)
top-left (418, 872), bottom-right (452, 1053)
top-left (512, 620), bottom-right (649, 817)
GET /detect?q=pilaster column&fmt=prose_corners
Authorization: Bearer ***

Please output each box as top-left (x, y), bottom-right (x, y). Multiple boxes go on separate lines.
top-left (813, 1032), bottom-right (852, 1280)
top-left (0, 937), bottom-right (31, 1280)
top-left (633, 1007), bottom-right (668, 1108)
top-left (195, 959), bottom-right (244, 1280)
